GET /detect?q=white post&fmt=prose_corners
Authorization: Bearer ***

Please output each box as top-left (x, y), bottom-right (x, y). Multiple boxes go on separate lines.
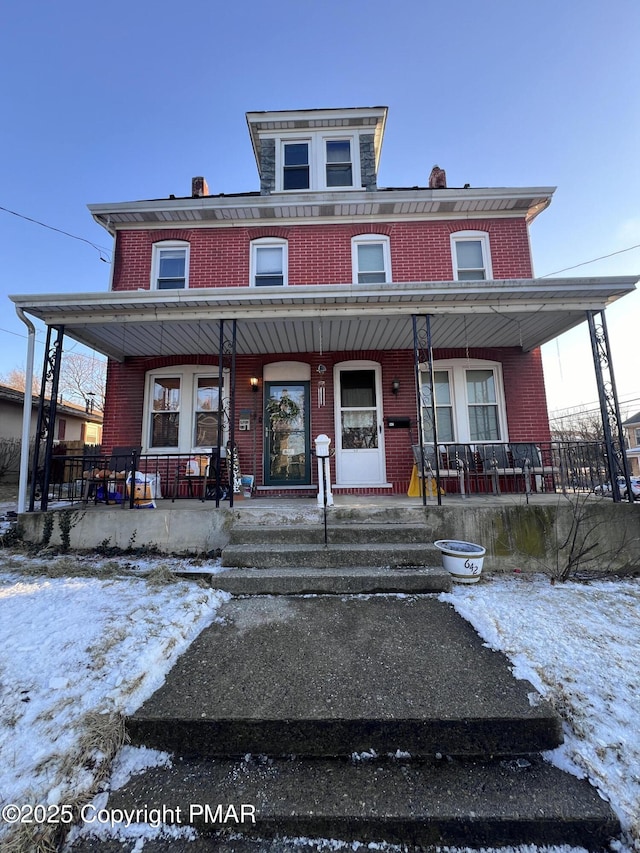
top-left (15, 308), bottom-right (36, 514)
top-left (314, 434), bottom-right (333, 508)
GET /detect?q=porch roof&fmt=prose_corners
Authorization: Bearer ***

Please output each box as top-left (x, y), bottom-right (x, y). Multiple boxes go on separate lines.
top-left (11, 277), bottom-right (637, 362)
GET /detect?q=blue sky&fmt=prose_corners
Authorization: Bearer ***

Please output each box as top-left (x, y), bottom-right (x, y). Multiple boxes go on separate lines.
top-left (1, 0), bottom-right (639, 415)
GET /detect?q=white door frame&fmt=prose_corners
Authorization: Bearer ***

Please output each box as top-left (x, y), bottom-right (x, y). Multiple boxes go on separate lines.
top-left (334, 360), bottom-right (387, 486)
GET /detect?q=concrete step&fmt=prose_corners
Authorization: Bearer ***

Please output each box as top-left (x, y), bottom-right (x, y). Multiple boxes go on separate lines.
top-left (221, 542), bottom-right (441, 569)
top-left (195, 566), bottom-right (451, 595)
top-left (228, 522), bottom-right (435, 546)
top-left (127, 596), bottom-right (563, 758)
top-left (91, 754), bottom-right (620, 851)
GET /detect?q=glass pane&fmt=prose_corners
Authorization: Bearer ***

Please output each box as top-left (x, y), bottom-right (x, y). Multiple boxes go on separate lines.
top-left (358, 271), bottom-right (386, 284)
top-left (196, 378), bottom-right (219, 411)
top-left (256, 246), bottom-right (283, 274)
top-left (255, 274), bottom-right (284, 286)
top-left (469, 406), bottom-right (499, 441)
top-left (423, 406), bottom-right (454, 443)
top-left (358, 243), bottom-right (384, 272)
top-left (284, 143), bottom-right (308, 166)
top-left (283, 166), bottom-right (309, 190)
top-left (341, 370), bottom-right (375, 408)
top-left (326, 140), bottom-right (351, 163)
top-left (456, 240), bottom-right (483, 269)
top-left (341, 410), bottom-right (378, 449)
top-left (267, 385), bottom-right (307, 483)
top-left (158, 251), bottom-right (185, 278)
top-left (195, 412), bottom-right (218, 446)
top-left (153, 377), bottom-right (180, 411)
top-left (466, 370), bottom-right (496, 405)
top-left (151, 413), bottom-right (179, 447)
top-left (457, 269), bottom-right (485, 281)
top-left (326, 164), bottom-right (353, 186)
top-left (421, 371), bottom-right (451, 406)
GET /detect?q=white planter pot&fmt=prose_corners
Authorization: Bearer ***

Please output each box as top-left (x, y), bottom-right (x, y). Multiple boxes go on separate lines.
top-left (434, 540), bottom-right (486, 584)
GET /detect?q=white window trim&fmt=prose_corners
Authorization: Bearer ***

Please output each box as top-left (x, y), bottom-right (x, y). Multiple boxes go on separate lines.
top-left (351, 234), bottom-right (392, 284)
top-left (274, 131), bottom-right (362, 192)
top-left (420, 359), bottom-right (507, 444)
top-left (450, 231), bottom-right (492, 281)
top-left (143, 364), bottom-right (228, 453)
top-left (150, 240), bottom-right (190, 290)
top-left (250, 237), bottom-right (288, 287)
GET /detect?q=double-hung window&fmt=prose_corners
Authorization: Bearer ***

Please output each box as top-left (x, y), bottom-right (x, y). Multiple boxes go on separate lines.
top-left (283, 142), bottom-right (310, 190)
top-left (146, 367), bottom-right (224, 452)
top-left (325, 140), bottom-right (353, 187)
top-left (251, 238), bottom-right (287, 287)
top-left (451, 232), bottom-right (491, 281)
top-left (352, 235), bottom-right (391, 284)
top-left (151, 241), bottom-right (189, 290)
top-left (420, 360), bottom-right (505, 444)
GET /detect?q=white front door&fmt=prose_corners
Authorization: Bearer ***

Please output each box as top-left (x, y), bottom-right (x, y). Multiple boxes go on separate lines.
top-left (334, 362), bottom-right (386, 485)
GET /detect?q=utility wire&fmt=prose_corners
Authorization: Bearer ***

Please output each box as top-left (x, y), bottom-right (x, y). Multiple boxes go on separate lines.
top-left (0, 204), bottom-right (112, 261)
top-left (541, 243), bottom-right (640, 277)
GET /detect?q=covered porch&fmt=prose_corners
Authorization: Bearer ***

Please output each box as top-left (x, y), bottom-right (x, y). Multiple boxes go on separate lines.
top-left (11, 275), bottom-right (638, 514)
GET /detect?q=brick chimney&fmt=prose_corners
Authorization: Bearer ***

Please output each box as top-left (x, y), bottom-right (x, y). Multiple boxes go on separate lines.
top-left (192, 176), bottom-right (209, 198)
top-left (428, 165), bottom-right (447, 189)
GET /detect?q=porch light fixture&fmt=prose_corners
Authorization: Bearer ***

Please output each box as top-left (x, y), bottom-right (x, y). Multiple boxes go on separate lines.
top-left (250, 377), bottom-right (259, 392)
top-left (391, 378), bottom-right (400, 396)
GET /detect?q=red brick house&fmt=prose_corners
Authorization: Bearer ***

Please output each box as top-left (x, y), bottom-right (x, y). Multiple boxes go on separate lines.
top-left (11, 107), bottom-right (637, 503)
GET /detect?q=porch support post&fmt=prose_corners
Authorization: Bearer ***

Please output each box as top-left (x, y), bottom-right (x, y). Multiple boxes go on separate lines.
top-left (15, 307), bottom-right (36, 514)
top-left (215, 319), bottom-right (225, 509)
top-left (412, 314), bottom-right (441, 506)
top-left (30, 325), bottom-right (64, 511)
top-left (586, 309), bottom-right (632, 502)
top-left (227, 319), bottom-right (237, 509)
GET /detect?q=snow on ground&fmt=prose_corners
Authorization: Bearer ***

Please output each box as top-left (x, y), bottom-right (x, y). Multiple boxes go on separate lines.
top-left (0, 550), bottom-right (638, 852)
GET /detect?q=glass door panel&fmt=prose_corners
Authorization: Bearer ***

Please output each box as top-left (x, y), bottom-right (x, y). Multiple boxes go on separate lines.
top-left (264, 382), bottom-right (310, 486)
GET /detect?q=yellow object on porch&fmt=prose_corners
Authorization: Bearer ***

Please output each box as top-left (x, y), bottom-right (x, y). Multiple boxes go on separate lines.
top-left (407, 464), bottom-right (441, 497)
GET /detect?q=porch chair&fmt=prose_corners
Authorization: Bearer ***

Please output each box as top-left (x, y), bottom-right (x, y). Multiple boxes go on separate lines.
top-left (82, 446), bottom-right (141, 505)
top-left (477, 443), bottom-right (514, 495)
top-left (172, 453), bottom-right (211, 502)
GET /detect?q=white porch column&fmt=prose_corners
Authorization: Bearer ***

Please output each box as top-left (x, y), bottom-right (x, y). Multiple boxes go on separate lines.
top-left (15, 308), bottom-right (36, 514)
top-left (314, 434), bottom-right (334, 508)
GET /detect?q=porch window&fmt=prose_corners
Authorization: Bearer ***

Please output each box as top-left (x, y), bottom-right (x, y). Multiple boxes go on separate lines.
top-left (251, 238), bottom-right (287, 287)
top-left (450, 232), bottom-right (491, 281)
top-left (151, 241), bottom-right (190, 290)
top-left (352, 234), bottom-right (391, 284)
top-left (420, 360), bottom-right (505, 444)
top-left (151, 376), bottom-right (180, 447)
top-left (145, 367), bottom-right (225, 452)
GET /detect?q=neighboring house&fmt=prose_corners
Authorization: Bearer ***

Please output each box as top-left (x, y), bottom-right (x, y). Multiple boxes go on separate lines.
top-left (9, 106), bottom-right (637, 498)
top-left (0, 383), bottom-right (102, 480)
top-left (623, 410), bottom-right (640, 475)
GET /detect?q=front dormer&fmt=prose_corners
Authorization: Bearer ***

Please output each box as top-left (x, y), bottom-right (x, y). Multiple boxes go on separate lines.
top-left (246, 106), bottom-right (388, 195)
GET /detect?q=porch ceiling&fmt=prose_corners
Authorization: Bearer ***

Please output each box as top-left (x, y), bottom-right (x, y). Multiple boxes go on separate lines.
top-left (11, 277), bottom-right (637, 361)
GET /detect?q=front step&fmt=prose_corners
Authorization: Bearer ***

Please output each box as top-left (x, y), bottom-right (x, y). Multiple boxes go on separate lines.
top-left (228, 523), bottom-right (436, 546)
top-left (128, 596), bottom-right (562, 758)
top-left (193, 566), bottom-right (451, 595)
top-left (98, 753), bottom-right (619, 850)
top-left (222, 542), bottom-right (440, 569)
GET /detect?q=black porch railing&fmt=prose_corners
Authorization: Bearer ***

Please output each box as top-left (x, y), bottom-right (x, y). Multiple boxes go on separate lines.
top-left (30, 441), bottom-right (636, 508)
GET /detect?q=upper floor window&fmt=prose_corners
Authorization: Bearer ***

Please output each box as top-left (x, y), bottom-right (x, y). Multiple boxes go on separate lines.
top-left (352, 234), bottom-right (391, 284)
top-left (151, 241), bottom-right (190, 290)
top-left (277, 134), bottom-right (360, 192)
top-left (283, 142), bottom-right (310, 190)
top-left (450, 232), bottom-right (492, 281)
top-left (251, 238), bottom-right (288, 287)
top-left (326, 140), bottom-right (352, 187)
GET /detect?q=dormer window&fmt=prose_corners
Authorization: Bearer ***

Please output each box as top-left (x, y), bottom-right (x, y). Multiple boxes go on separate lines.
top-left (276, 134), bottom-right (360, 192)
top-left (326, 140), bottom-right (352, 187)
top-left (283, 142), bottom-right (310, 190)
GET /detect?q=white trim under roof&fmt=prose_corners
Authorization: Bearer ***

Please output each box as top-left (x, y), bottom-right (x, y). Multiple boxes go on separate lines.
top-left (10, 277), bottom-right (637, 361)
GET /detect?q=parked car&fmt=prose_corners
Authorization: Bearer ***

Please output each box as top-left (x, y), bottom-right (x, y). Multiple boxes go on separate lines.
top-left (593, 476), bottom-right (640, 500)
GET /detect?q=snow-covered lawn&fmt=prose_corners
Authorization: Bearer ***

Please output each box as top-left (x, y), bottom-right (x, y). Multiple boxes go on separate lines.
top-left (0, 549), bottom-right (638, 852)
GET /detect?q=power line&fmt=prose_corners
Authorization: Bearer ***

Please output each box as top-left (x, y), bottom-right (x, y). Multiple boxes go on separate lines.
top-left (0, 203), bottom-right (112, 262)
top-left (541, 243), bottom-right (640, 277)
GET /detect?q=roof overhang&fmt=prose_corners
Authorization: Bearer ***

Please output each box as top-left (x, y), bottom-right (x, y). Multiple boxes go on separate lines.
top-left (88, 186), bottom-right (555, 234)
top-left (10, 278), bottom-right (637, 362)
